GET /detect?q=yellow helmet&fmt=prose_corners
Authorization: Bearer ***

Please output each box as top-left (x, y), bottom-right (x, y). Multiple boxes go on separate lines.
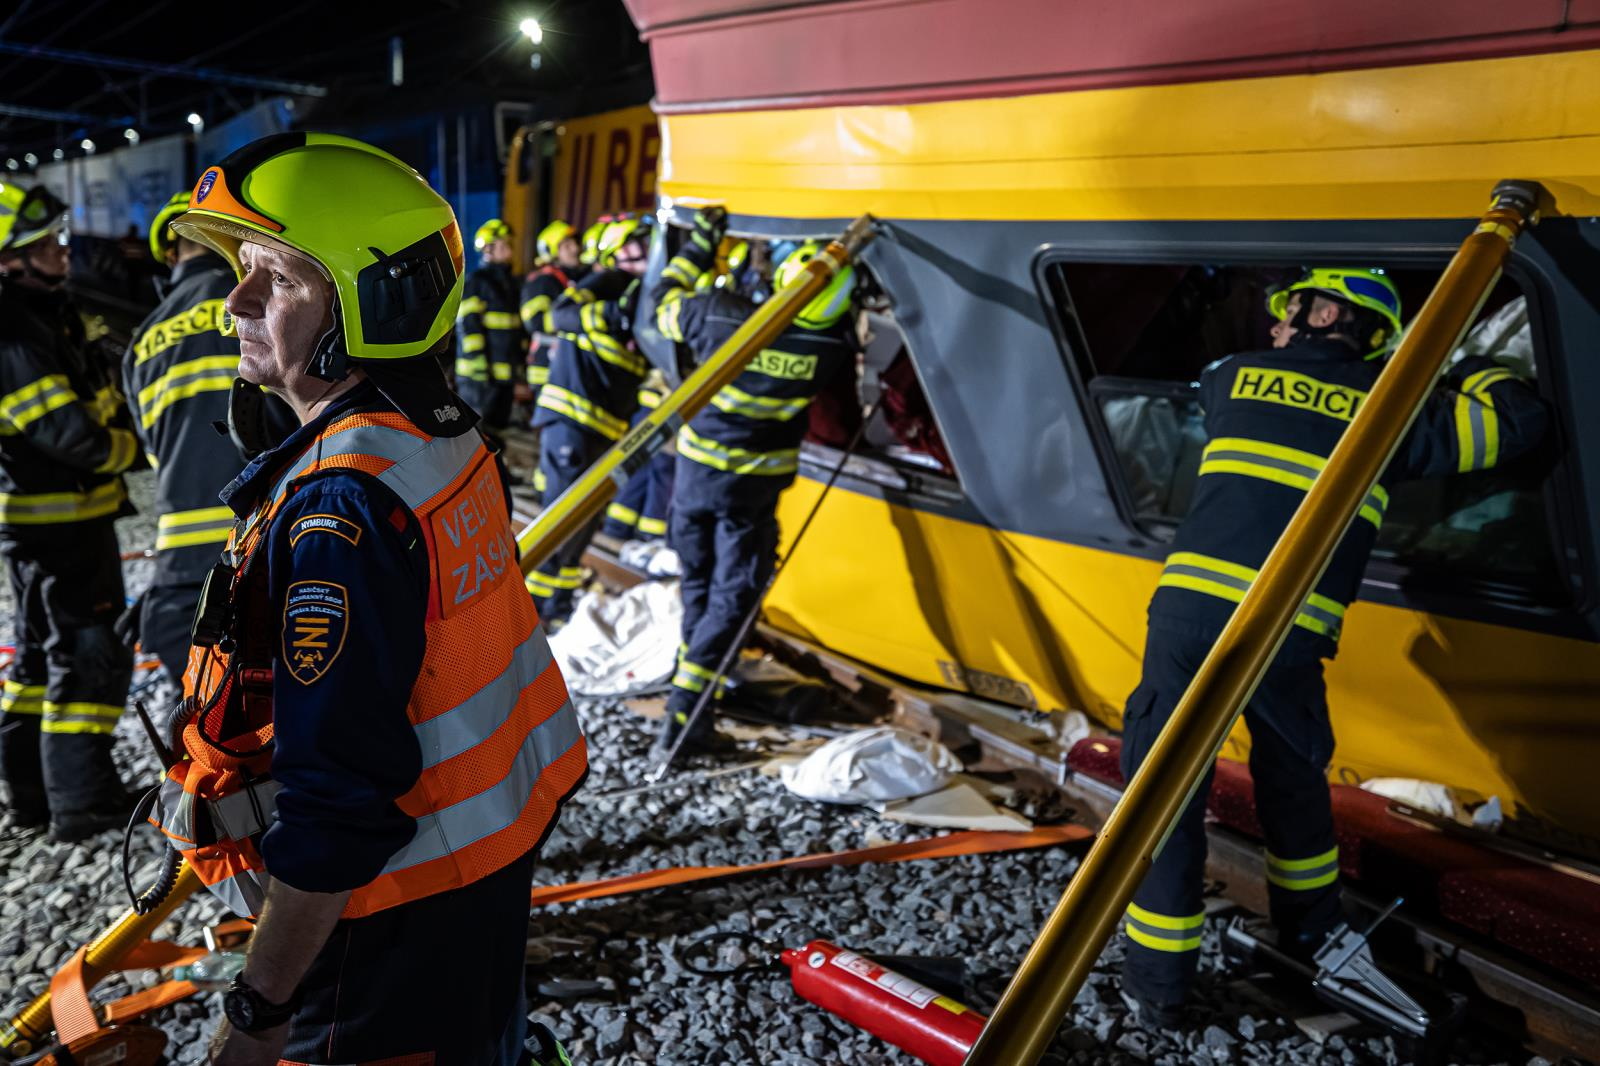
top-left (536, 219), bottom-right (575, 261)
top-left (774, 240), bottom-right (855, 329)
top-left (172, 132), bottom-right (464, 362)
top-left (1268, 267), bottom-right (1403, 356)
top-left (579, 219), bottom-right (609, 265)
top-left (597, 216), bottom-right (653, 266)
top-left (474, 218), bottom-right (512, 253)
top-left (0, 182), bottom-right (68, 253)
top-left (148, 191), bottom-right (192, 263)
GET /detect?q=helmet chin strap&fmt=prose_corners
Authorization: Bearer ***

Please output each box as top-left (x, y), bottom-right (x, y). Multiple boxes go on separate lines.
top-left (304, 302), bottom-right (351, 383)
top-left (1287, 295), bottom-right (1361, 354)
top-left (13, 243), bottom-right (68, 290)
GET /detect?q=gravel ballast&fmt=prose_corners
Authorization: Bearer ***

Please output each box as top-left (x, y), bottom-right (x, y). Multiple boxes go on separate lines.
top-left (0, 470), bottom-right (1556, 1065)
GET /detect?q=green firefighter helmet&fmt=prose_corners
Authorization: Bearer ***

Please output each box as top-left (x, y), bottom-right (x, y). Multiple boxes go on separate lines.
top-left (597, 215), bottom-right (652, 266)
top-left (0, 181), bottom-right (68, 253)
top-left (148, 191), bottom-right (192, 263)
top-left (170, 132), bottom-right (465, 361)
top-left (536, 219), bottom-right (575, 261)
top-left (474, 217), bottom-right (512, 253)
top-left (1268, 267), bottom-right (1403, 356)
top-left (774, 240), bottom-right (855, 330)
top-left (580, 218), bottom-right (612, 264)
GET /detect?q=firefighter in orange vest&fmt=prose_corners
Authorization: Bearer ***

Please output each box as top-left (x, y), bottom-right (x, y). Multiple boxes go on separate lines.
top-left (162, 134), bottom-right (586, 1066)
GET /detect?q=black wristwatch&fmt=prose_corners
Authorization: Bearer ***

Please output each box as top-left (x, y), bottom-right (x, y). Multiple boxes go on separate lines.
top-left (223, 974), bottom-right (300, 1032)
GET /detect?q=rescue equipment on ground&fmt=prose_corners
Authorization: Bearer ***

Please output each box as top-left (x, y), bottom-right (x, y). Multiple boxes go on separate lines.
top-left (1223, 897), bottom-right (1467, 1064)
top-left (680, 931), bottom-right (987, 1066)
top-left (963, 180), bottom-right (1548, 1066)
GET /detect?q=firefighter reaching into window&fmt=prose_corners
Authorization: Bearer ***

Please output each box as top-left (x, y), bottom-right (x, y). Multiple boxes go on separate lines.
top-left (455, 218), bottom-right (526, 435)
top-left (1117, 267), bottom-right (1549, 1026)
top-left (121, 191), bottom-right (293, 684)
top-left (520, 218), bottom-right (589, 416)
top-left (650, 207), bottom-right (858, 755)
top-left (160, 134), bottom-right (585, 1066)
top-left (0, 181), bottom-right (141, 842)
top-left (526, 214), bottom-right (654, 624)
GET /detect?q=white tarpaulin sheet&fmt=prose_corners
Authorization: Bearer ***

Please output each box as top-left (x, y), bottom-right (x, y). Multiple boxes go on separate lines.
top-left (548, 581), bottom-right (681, 697)
top-left (781, 726), bottom-right (964, 805)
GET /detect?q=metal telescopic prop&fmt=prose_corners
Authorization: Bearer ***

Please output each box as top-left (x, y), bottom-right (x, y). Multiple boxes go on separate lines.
top-left (647, 393), bottom-right (887, 783)
top-left (517, 214), bottom-right (877, 575)
top-left (963, 179), bottom-right (1547, 1066)
top-left (1, 862), bottom-right (204, 1058)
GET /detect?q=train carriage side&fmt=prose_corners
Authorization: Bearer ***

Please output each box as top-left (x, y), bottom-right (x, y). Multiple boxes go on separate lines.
top-left (632, 1), bottom-right (1600, 843)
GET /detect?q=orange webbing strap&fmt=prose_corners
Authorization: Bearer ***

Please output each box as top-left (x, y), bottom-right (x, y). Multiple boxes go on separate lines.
top-left (47, 942), bottom-right (207, 1043)
top-left (101, 981), bottom-right (200, 1024)
top-left (529, 824), bottom-right (1092, 907)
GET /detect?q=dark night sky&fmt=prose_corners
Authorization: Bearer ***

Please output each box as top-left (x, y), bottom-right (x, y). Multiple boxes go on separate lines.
top-left (0, 1), bottom-right (648, 162)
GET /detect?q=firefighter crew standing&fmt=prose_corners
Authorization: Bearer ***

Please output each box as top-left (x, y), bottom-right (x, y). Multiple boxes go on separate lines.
top-left (161, 134), bottom-right (585, 1066)
top-left (526, 215), bottom-right (654, 622)
top-left (121, 191), bottom-right (291, 682)
top-left (651, 208), bottom-right (856, 753)
top-left (0, 182), bottom-right (139, 841)
top-left (455, 218), bottom-right (526, 433)
top-left (520, 218), bottom-right (588, 412)
top-left (1118, 268), bottom-right (1548, 1025)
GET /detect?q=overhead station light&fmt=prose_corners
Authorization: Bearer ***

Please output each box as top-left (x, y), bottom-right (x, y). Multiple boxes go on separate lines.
top-left (519, 17), bottom-right (542, 43)
top-left (187, 112), bottom-right (204, 134)
top-left (80, 138), bottom-right (95, 154)
top-left (5, 159), bottom-right (16, 171)
top-left (24, 153), bottom-right (37, 167)
top-left (52, 148), bottom-right (64, 160)
top-left (124, 127), bottom-right (140, 146)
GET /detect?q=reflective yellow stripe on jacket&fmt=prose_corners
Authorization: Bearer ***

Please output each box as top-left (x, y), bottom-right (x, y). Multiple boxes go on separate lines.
top-left (483, 311), bottom-right (521, 331)
top-left (709, 383), bottom-right (810, 422)
top-left (137, 355), bottom-right (239, 430)
top-left (157, 506), bottom-right (236, 551)
top-left (1158, 550), bottom-right (1346, 639)
top-left (42, 700), bottom-right (122, 735)
top-left (677, 424), bottom-right (798, 477)
top-left (1123, 902), bottom-right (1204, 953)
top-left (0, 480), bottom-right (127, 526)
top-left (0, 375), bottom-right (77, 432)
top-left (1265, 846), bottom-right (1340, 891)
top-left (536, 385), bottom-right (628, 441)
top-left (94, 428), bottom-right (138, 475)
top-left (1, 679), bottom-right (45, 715)
top-left (1455, 366), bottom-right (1514, 472)
top-left (1198, 437), bottom-right (1388, 529)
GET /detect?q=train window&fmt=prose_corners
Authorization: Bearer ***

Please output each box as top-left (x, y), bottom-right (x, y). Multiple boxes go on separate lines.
top-left (1042, 260), bottom-right (1567, 612)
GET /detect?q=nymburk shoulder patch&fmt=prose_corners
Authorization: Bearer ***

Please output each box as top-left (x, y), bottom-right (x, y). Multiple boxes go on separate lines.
top-left (282, 581), bottom-right (349, 685)
top-left (288, 513), bottom-right (363, 548)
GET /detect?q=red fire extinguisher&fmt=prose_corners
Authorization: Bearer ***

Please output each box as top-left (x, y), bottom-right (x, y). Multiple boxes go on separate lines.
top-left (781, 938), bottom-right (987, 1066)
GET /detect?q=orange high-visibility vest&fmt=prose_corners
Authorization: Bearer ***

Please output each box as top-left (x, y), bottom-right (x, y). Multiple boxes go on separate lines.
top-left (164, 409), bottom-right (586, 919)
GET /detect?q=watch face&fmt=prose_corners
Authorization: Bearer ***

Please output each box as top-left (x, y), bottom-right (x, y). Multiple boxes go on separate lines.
top-left (225, 989), bottom-right (257, 1031)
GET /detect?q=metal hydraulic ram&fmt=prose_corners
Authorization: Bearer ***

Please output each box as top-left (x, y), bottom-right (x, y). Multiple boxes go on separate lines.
top-left (964, 179), bottom-right (1548, 1066)
top-left (516, 213), bottom-right (877, 574)
top-left (1, 862), bottom-right (204, 1058)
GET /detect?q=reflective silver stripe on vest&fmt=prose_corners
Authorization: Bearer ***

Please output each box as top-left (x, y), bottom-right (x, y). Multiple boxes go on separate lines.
top-left (206, 869), bottom-right (269, 920)
top-left (379, 702), bottom-right (583, 875)
top-left (270, 423), bottom-right (444, 505)
top-left (411, 627), bottom-right (556, 769)
top-left (377, 430), bottom-right (482, 511)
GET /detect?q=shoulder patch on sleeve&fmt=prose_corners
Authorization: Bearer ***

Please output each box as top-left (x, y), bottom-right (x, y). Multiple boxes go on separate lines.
top-left (288, 513), bottom-right (363, 549)
top-left (283, 580), bottom-right (349, 685)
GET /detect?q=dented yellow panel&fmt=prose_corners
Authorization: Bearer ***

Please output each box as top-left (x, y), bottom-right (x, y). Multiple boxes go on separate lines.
top-left (769, 478), bottom-right (1600, 838)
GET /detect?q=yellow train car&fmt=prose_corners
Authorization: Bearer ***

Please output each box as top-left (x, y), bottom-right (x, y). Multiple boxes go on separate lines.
top-left (503, 100), bottom-right (659, 272)
top-left (626, 0), bottom-right (1600, 849)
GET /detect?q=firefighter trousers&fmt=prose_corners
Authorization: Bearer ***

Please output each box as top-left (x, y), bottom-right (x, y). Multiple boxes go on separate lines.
top-left (1119, 622), bottom-right (1341, 1008)
top-left (281, 847), bottom-right (536, 1065)
top-left (140, 579), bottom-right (202, 685)
top-left (0, 520), bottom-right (131, 818)
top-left (665, 471), bottom-right (780, 735)
top-left (527, 419), bottom-right (607, 623)
top-left (602, 447), bottom-right (674, 542)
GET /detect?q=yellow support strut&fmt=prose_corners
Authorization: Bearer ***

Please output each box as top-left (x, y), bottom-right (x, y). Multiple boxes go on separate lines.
top-left (518, 214), bottom-right (877, 574)
top-left (1, 862), bottom-right (204, 1056)
top-left (964, 180), bottom-right (1547, 1066)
